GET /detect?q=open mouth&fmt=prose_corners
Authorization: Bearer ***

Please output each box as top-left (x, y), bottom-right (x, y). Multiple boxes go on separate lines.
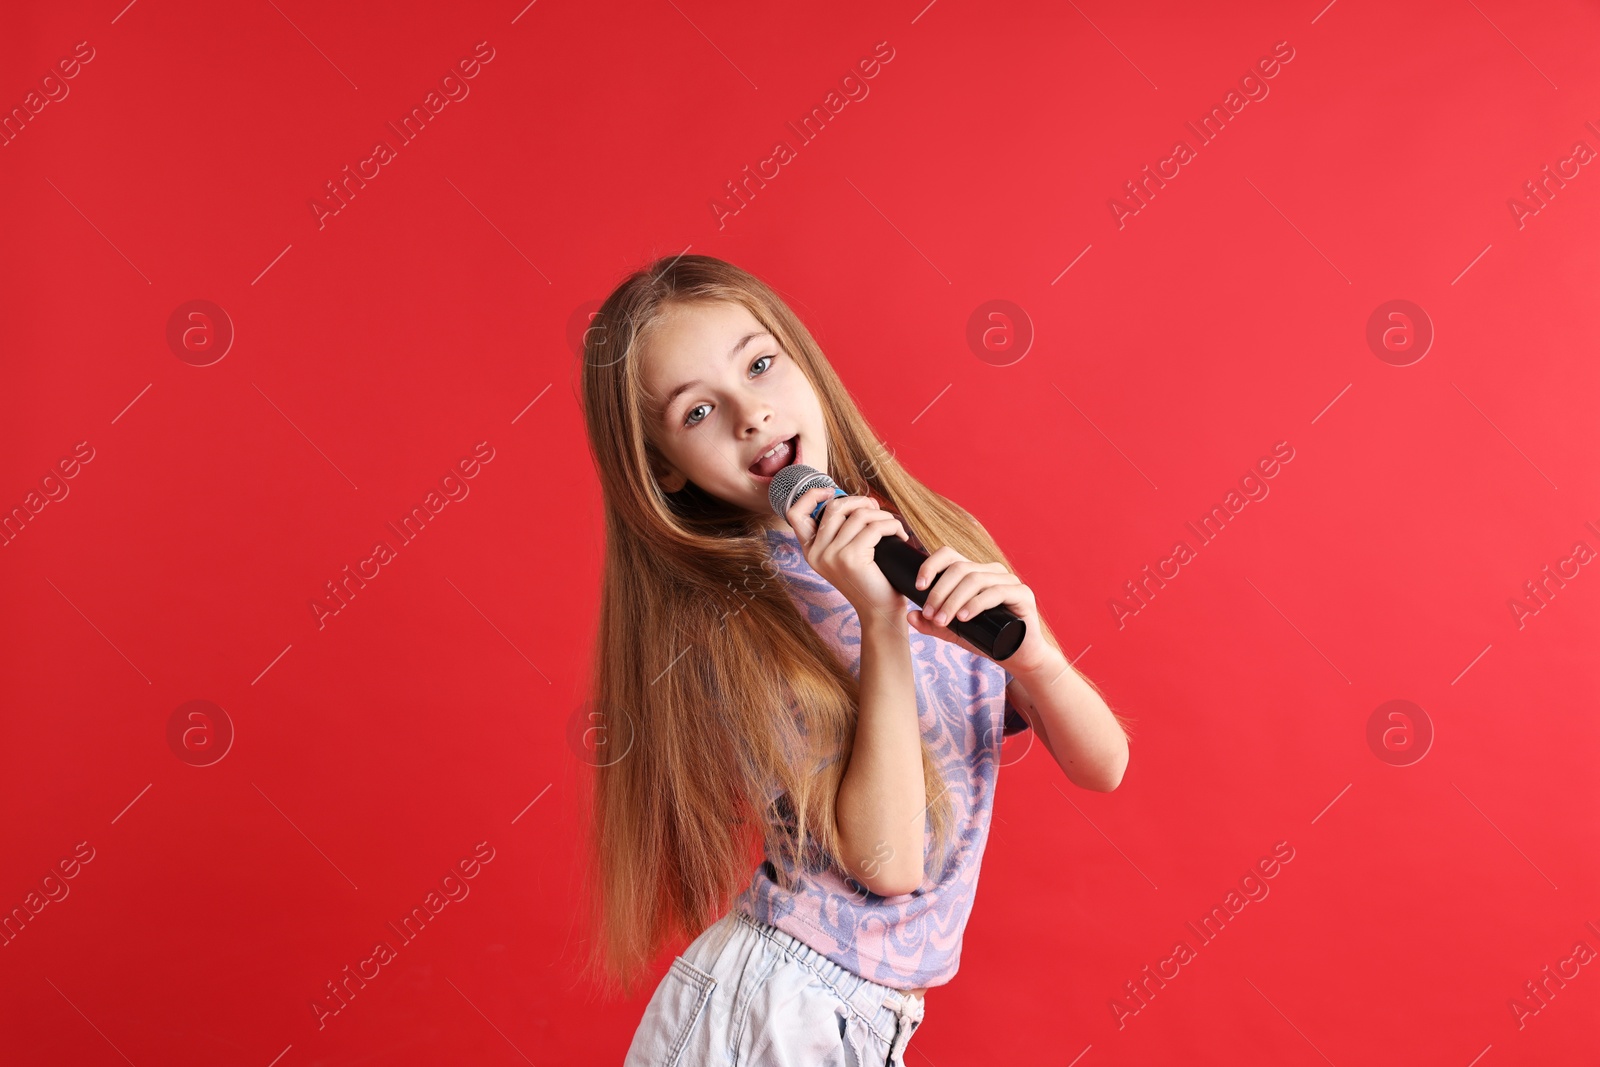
top-left (748, 434), bottom-right (800, 480)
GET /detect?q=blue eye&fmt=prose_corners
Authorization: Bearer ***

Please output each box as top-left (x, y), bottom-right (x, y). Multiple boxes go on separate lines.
top-left (683, 353), bottom-right (777, 427)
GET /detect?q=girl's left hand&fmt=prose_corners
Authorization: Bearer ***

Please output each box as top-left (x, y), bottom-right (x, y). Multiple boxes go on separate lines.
top-left (905, 547), bottom-right (1057, 674)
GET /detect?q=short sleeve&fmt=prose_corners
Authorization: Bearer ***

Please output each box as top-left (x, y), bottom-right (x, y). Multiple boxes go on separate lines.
top-left (761, 748), bottom-right (844, 808)
top-left (758, 685), bottom-right (844, 809)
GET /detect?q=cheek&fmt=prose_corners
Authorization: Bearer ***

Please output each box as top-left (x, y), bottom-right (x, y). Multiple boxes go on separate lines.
top-left (688, 439), bottom-right (726, 475)
top-left (792, 377), bottom-right (820, 417)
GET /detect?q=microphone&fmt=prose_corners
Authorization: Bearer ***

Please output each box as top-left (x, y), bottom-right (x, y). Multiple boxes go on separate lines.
top-left (768, 463), bottom-right (1026, 662)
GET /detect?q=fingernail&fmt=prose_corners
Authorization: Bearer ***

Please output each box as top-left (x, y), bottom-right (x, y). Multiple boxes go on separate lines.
top-left (916, 578), bottom-right (926, 589)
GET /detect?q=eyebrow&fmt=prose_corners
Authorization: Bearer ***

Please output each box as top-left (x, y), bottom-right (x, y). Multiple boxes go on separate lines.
top-left (658, 331), bottom-right (772, 419)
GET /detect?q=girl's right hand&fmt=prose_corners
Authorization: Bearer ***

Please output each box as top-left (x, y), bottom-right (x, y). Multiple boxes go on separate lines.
top-left (784, 488), bottom-right (913, 625)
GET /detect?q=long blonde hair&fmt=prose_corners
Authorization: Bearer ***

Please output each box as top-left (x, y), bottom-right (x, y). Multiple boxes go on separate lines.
top-left (575, 253), bottom-right (1124, 997)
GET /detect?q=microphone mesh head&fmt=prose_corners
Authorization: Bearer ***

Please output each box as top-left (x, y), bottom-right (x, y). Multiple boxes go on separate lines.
top-left (768, 463), bottom-right (836, 519)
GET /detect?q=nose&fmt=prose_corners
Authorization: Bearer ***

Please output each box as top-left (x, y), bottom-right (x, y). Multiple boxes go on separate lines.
top-left (734, 395), bottom-right (776, 436)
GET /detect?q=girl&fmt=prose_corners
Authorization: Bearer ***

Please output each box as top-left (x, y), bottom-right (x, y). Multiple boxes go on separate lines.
top-left (576, 253), bottom-right (1132, 1065)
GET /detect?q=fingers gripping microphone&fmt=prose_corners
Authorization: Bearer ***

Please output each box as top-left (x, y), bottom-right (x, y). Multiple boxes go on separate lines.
top-left (768, 463), bottom-right (1026, 662)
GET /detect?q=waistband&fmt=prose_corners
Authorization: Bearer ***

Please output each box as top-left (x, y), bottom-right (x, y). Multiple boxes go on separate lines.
top-left (732, 911), bottom-right (925, 1047)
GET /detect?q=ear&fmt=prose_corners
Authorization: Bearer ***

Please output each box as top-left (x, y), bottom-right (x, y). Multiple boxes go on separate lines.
top-left (651, 454), bottom-right (687, 493)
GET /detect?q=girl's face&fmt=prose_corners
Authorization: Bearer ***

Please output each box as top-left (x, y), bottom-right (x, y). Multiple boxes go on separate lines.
top-left (642, 300), bottom-right (828, 530)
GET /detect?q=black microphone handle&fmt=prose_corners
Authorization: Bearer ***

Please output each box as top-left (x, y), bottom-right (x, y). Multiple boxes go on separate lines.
top-left (873, 533), bottom-right (1027, 662)
top-left (787, 478), bottom-right (1026, 662)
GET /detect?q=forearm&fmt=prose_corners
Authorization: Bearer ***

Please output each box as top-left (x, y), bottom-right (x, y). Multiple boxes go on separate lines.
top-left (834, 614), bottom-right (926, 896)
top-left (1009, 650), bottom-right (1128, 791)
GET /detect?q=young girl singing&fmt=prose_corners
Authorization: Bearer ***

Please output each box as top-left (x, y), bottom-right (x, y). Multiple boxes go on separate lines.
top-left (576, 253), bottom-right (1132, 1065)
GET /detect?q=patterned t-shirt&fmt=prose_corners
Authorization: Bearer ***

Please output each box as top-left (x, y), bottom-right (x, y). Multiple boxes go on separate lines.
top-left (730, 523), bottom-right (1030, 990)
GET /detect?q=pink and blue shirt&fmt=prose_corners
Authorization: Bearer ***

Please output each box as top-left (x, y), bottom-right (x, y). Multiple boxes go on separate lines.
top-left (730, 523), bottom-right (1029, 990)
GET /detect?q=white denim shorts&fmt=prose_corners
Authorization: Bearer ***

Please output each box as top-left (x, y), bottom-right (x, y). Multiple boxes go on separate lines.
top-left (623, 910), bottom-right (926, 1067)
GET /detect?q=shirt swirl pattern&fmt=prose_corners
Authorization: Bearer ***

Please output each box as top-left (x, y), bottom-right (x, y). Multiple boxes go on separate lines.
top-left (730, 524), bottom-right (1029, 990)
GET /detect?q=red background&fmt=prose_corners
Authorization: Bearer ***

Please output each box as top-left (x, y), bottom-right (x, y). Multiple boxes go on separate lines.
top-left (3, 1), bottom-right (1598, 1064)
